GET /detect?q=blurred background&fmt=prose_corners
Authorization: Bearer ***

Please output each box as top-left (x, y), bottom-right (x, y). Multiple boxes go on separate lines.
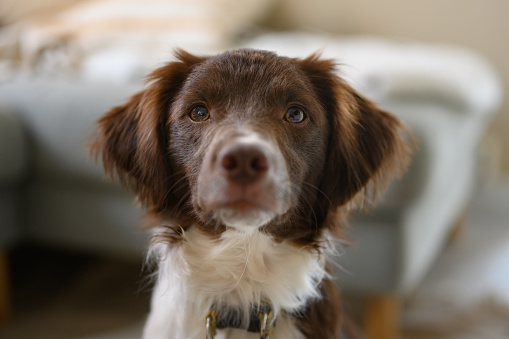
top-left (0, 1), bottom-right (507, 338)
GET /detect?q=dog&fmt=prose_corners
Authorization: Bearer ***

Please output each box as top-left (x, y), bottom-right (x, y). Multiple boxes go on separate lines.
top-left (91, 48), bottom-right (409, 339)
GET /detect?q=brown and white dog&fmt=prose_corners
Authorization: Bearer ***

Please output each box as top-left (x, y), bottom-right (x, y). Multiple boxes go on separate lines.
top-left (91, 49), bottom-right (409, 339)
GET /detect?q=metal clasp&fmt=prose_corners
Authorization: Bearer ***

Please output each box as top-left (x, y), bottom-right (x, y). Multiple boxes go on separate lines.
top-left (258, 308), bottom-right (275, 339)
top-left (205, 304), bottom-right (276, 339)
top-left (206, 309), bottom-right (217, 339)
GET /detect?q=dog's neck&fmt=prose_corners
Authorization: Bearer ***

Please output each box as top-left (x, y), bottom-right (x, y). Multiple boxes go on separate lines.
top-left (146, 225), bottom-right (332, 337)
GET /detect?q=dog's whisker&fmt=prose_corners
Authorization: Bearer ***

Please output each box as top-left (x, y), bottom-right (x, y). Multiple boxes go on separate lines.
top-left (174, 189), bottom-right (192, 212)
top-left (302, 181), bottom-right (333, 207)
top-left (161, 173), bottom-right (196, 206)
top-left (288, 183), bottom-right (320, 235)
top-left (167, 173), bottom-right (194, 193)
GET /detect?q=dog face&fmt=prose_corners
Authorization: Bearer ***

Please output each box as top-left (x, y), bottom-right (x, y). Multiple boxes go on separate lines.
top-left (91, 49), bottom-right (408, 244)
top-left (168, 50), bottom-right (330, 232)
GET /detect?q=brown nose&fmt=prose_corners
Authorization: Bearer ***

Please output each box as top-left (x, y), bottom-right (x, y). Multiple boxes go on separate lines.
top-left (218, 143), bottom-right (269, 184)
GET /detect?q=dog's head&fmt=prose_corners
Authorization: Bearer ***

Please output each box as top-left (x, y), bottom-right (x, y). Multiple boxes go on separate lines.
top-left (91, 49), bottom-right (409, 244)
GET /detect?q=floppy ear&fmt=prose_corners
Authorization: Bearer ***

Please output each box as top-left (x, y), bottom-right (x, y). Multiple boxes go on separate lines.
top-left (299, 54), bottom-right (410, 210)
top-left (90, 50), bottom-right (205, 211)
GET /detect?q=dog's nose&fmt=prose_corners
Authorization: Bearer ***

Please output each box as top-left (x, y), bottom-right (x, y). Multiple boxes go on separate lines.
top-left (219, 143), bottom-right (269, 183)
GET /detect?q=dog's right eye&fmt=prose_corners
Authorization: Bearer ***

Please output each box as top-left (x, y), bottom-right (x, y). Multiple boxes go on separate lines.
top-left (190, 106), bottom-right (210, 122)
top-left (285, 106), bottom-right (305, 123)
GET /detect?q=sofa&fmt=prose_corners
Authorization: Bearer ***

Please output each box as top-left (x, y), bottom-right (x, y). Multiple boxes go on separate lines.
top-left (0, 3), bottom-right (503, 337)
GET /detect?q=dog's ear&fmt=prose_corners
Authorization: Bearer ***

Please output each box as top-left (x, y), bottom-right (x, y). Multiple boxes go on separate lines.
top-left (90, 50), bottom-right (205, 211)
top-left (298, 54), bottom-right (410, 211)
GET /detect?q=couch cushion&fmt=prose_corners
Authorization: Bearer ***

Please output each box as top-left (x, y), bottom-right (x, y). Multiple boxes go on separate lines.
top-left (245, 32), bottom-right (503, 115)
top-left (375, 101), bottom-right (488, 210)
top-left (0, 77), bottom-right (141, 184)
top-left (335, 102), bottom-right (486, 294)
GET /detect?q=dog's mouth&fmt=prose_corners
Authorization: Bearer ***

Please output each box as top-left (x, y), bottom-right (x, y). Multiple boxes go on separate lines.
top-left (214, 201), bottom-right (278, 230)
top-left (200, 192), bottom-right (281, 230)
top-left (221, 199), bottom-right (268, 212)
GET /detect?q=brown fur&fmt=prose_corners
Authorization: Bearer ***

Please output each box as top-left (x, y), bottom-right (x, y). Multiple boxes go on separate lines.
top-left (90, 49), bottom-right (410, 338)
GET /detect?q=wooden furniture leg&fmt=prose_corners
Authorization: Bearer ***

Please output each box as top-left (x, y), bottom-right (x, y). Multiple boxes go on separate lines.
top-left (0, 251), bottom-right (11, 322)
top-left (364, 294), bottom-right (401, 339)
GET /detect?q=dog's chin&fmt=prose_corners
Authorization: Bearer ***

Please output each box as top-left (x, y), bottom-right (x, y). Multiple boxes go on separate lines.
top-left (215, 203), bottom-right (277, 232)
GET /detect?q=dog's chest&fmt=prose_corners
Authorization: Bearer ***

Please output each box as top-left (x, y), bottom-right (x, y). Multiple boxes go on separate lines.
top-left (180, 228), bottom-right (325, 311)
top-left (146, 227), bottom-right (328, 339)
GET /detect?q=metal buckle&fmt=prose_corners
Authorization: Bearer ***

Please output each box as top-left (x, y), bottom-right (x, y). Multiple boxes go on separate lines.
top-left (205, 303), bottom-right (276, 339)
top-left (206, 309), bottom-right (217, 339)
top-left (258, 308), bottom-right (275, 339)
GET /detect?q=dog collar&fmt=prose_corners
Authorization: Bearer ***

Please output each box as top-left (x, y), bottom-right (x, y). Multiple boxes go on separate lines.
top-left (206, 302), bottom-right (276, 339)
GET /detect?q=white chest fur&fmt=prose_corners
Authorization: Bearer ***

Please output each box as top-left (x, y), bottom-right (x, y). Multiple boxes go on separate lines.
top-left (143, 227), bottom-right (328, 339)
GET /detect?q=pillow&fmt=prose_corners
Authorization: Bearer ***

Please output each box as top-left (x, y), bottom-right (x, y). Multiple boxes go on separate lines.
top-left (0, 0), bottom-right (272, 80)
top-left (0, 0), bottom-right (84, 26)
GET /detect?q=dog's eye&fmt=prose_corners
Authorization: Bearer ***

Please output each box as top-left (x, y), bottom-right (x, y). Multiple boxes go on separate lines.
top-left (190, 106), bottom-right (210, 122)
top-left (285, 107), bottom-right (305, 123)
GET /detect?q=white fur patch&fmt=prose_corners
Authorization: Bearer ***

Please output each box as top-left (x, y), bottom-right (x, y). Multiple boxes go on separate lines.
top-left (143, 226), bottom-right (331, 339)
top-left (215, 207), bottom-right (276, 231)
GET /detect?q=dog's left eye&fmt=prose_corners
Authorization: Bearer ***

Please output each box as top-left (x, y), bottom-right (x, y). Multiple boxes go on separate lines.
top-left (285, 107), bottom-right (305, 123)
top-left (190, 105), bottom-right (210, 122)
